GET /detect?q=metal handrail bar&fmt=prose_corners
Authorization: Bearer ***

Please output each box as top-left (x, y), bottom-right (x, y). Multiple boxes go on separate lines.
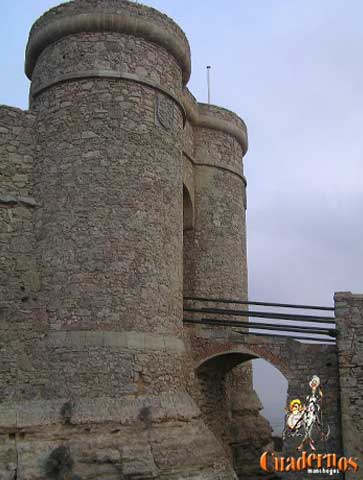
top-left (184, 296), bottom-right (334, 312)
top-left (233, 329), bottom-right (336, 344)
top-left (183, 318), bottom-right (336, 338)
top-left (183, 318), bottom-right (336, 344)
top-left (183, 307), bottom-right (335, 324)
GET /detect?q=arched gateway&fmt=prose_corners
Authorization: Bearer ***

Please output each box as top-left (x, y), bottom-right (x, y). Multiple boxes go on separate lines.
top-left (185, 327), bottom-right (342, 478)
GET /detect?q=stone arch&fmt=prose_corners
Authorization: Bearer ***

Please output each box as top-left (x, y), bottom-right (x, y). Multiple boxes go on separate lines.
top-left (189, 337), bottom-right (295, 479)
top-left (192, 350), bottom-right (276, 478)
top-left (187, 331), bottom-right (341, 477)
top-left (193, 345), bottom-right (291, 436)
top-left (193, 338), bottom-right (294, 382)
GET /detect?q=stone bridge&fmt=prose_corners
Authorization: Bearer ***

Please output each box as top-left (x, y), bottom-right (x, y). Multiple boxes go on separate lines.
top-left (184, 323), bottom-right (342, 477)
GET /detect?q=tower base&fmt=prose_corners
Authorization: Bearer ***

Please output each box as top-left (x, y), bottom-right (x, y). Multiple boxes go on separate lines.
top-left (0, 392), bottom-right (237, 479)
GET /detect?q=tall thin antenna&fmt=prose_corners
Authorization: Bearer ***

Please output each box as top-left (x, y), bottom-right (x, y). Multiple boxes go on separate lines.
top-left (207, 66), bottom-right (211, 104)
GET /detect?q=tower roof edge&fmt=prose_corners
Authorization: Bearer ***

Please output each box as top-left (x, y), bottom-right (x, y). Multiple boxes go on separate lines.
top-left (25, 0), bottom-right (191, 85)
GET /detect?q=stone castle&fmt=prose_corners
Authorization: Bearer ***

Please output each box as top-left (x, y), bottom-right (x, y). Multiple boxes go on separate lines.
top-left (1, 1), bottom-right (362, 479)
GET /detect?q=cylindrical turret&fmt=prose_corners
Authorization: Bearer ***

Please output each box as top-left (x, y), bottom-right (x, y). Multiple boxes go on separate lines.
top-left (182, 97), bottom-right (256, 468)
top-left (28, 0), bottom-right (190, 398)
top-left (183, 101), bottom-right (248, 300)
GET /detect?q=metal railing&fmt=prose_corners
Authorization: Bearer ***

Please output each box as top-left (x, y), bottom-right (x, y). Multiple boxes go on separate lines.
top-left (183, 296), bottom-right (336, 344)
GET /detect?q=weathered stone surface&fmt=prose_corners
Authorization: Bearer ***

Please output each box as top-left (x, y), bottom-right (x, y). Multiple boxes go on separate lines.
top-left (2, 0), bottom-right (358, 479)
top-left (335, 292), bottom-right (363, 480)
top-left (0, 401), bottom-right (238, 479)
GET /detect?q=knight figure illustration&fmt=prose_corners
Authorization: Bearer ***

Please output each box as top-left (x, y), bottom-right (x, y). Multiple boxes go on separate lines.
top-left (283, 375), bottom-right (330, 451)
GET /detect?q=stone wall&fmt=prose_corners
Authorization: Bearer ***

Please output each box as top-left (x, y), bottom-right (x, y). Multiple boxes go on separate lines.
top-left (335, 292), bottom-right (363, 479)
top-left (227, 365), bottom-right (272, 479)
top-left (0, 106), bottom-right (47, 405)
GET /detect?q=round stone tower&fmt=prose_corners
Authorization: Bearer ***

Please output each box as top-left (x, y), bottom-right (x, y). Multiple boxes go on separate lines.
top-left (181, 93), bottom-right (256, 468)
top-left (9, 0), bottom-right (238, 478)
top-left (27, 0), bottom-right (190, 400)
top-left (183, 99), bottom-right (248, 300)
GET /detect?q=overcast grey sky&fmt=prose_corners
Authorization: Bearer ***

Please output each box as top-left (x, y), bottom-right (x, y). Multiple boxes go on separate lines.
top-left (1, 0), bottom-right (362, 434)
